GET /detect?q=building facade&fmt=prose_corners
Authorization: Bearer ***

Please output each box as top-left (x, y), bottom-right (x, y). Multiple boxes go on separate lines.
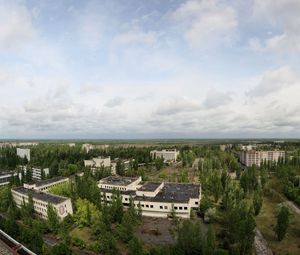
top-left (16, 148), bottom-right (30, 161)
top-left (98, 176), bottom-right (201, 219)
top-left (32, 168), bottom-right (49, 181)
top-left (84, 156), bottom-right (111, 168)
top-left (12, 186), bottom-right (73, 220)
top-left (150, 149), bottom-right (179, 162)
top-left (239, 150), bottom-right (285, 167)
top-left (23, 176), bottom-right (69, 192)
top-left (0, 172), bottom-right (21, 186)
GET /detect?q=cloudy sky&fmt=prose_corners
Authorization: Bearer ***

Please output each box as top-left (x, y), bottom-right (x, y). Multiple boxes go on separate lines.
top-left (1, 0), bottom-right (300, 139)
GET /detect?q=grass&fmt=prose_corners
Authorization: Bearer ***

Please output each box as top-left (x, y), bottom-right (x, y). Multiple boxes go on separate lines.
top-left (256, 192), bottom-right (300, 255)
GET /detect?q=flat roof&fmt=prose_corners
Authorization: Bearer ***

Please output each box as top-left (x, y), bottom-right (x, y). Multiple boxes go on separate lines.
top-left (100, 176), bottom-right (139, 186)
top-left (100, 188), bottom-right (136, 196)
top-left (26, 176), bottom-right (68, 187)
top-left (137, 182), bottom-right (161, 192)
top-left (12, 187), bottom-right (68, 204)
top-left (135, 183), bottom-right (200, 203)
top-left (0, 240), bottom-right (16, 255)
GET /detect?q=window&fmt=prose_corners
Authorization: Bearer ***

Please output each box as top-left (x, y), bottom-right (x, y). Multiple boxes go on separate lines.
top-left (150, 205), bottom-right (153, 208)
top-left (146, 205), bottom-right (149, 208)
top-left (195, 202), bottom-right (199, 205)
top-left (160, 206), bottom-right (163, 209)
top-left (174, 206), bottom-right (178, 210)
top-left (164, 206), bottom-right (168, 209)
top-left (179, 207), bottom-right (182, 210)
top-left (125, 198), bottom-right (128, 201)
top-left (184, 207), bottom-right (187, 210)
top-left (142, 204), bottom-right (144, 207)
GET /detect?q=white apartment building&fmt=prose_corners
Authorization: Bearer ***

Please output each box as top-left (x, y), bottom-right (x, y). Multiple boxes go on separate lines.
top-left (24, 176), bottom-right (69, 192)
top-left (32, 167), bottom-right (49, 181)
top-left (239, 150), bottom-right (285, 167)
top-left (98, 176), bottom-right (201, 219)
top-left (0, 171), bottom-right (21, 186)
top-left (82, 144), bottom-right (109, 153)
top-left (84, 156), bottom-right (111, 168)
top-left (110, 159), bottom-right (133, 175)
top-left (12, 186), bottom-right (73, 220)
top-left (16, 148), bottom-right (31, 161)
top-left (150, 149), bottom-right (179, 162)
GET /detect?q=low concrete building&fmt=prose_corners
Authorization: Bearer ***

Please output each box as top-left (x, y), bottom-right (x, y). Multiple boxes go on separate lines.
top-left (84, 156), bottom-right (111, 168)
top-left (98, 176), bottom-right (201, 219)
top-left (12, 186), bottom-right (73, 220)
top-left (150, 149), bottom-right (179, 162)
top-left (24, 176), bottom-right (69, 192)
top-left (16, 148), bottom-right (30, 161)
top-left (32, 167), bottom-right (49, 181)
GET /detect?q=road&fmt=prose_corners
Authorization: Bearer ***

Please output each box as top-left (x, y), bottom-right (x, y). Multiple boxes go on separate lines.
top-left (270, 189), bottom-right (300, 215)
top-left (254, 228), bottom-right (273, 255)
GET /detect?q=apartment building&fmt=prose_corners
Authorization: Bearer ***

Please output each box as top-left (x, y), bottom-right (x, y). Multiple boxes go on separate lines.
top-left (150, 149), bottom-right (179, 162)
top-left (12, 186), bottom-right (73, 220)
top-left (32, 167), bottom-right (49, 181)
top-left (110, 159), bottom-right (133, 175)
top-left (239, 150), bottom-right (285, 167)
top-left (98, 176), bottom-right (201, 219)
top-left (16, 148), bottom-right (31, 161)
top-left (82, 144), bottom-right (109, 153)
top-left (84, 156), bottom-right (111, 168)
top-left (0, 171), bottom-right (21, 186)
top-left (23, 176), bottom-right (69, 192)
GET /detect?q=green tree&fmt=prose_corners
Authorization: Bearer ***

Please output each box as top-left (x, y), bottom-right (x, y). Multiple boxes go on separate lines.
top-left (47, 204), bottom-right (60, 233)
top-left (253, 188), bottom-right (263, 216)
top-left (128, 237), bottom-right (144, 255)
top-left (274, 204), bottom-right (290, 241)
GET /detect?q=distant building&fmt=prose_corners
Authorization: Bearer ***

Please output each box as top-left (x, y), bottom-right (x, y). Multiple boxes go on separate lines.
top-left (12, 186), bottom-right (73, 220)
top-left (24, 176), bottom-right (69, 192)
top-left (32, 167), bottom-right (49, 181)
top-left (68, 143), bottom-right (76, 147)
top-left (16, 148), bottom-right (30, 161)
top-left (0, 171), bottom-right (21, 186)
top-left (110, 158), bottom-right (133, 175)
top-left (84, 156), bottom-right (111, 168)
top-left (239, 150), bottom-right (285, 167)
top-left (98, 176), bottom-right (201, 219)
top-left (150, 149), bottom-right (179, 162)
top-left (82, 144), bottom-right (109, 153)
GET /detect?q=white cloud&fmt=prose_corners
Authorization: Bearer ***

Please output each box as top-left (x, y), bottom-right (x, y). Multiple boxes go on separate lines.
top-left (203, 89), bottom-right (232, 109)
top-left (247, 66), bottom-right (298, 97)
top-left (171, 0), bottom-right (237, 49)
top-left (0, 2), bottom-right (36, 50)
top-left (155, 97), bottom-right (200, 116)
top-left (252, 0), bottom-right (300, 53)
top-left (104, 97), bottom-right (125, 108)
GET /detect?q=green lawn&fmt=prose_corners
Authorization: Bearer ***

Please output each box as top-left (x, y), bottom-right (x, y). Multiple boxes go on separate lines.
top-left (256, 192), bottom-right (300, 255)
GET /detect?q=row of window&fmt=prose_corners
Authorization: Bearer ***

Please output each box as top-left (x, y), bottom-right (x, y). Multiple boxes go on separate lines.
top-left (103, 185), bottom-right (127, 191)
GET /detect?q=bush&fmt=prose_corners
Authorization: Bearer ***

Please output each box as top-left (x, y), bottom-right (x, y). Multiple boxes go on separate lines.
top-left (72, 236), bottom-right (86, 249)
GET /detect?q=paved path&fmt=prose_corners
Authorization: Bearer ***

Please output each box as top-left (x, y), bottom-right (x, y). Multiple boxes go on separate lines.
top-left (270, 189), bottom-right (300, 215)
top-left (254, 228), bottom-right (273, 255)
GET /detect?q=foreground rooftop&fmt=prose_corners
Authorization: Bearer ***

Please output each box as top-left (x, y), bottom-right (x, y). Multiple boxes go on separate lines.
top-left (12, 186), bottom-right (68, 204)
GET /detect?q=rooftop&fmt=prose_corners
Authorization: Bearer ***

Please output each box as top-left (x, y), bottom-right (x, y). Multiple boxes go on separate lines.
top-left (137, 182), bottom-right (161, 192)
top-left (135, 183), bottom-right (200, 203)
top-left (99, 176), bottom-right (140, 186)
top-left (26, 176), bottom-right (68, 187)
top-left (12, 187), bottom-right (68, 204)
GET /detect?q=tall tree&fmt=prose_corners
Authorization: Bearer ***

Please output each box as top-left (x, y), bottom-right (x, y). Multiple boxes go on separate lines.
top-left (274, 204), bottom-right (290, 241)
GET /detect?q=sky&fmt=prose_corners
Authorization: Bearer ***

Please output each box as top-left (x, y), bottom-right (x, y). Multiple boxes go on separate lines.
top-left (0, 0), bottom-right (300, 139)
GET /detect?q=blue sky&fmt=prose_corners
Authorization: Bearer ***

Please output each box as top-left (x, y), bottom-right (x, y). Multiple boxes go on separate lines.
top-left (0, 0), bottom-right (300, 139)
